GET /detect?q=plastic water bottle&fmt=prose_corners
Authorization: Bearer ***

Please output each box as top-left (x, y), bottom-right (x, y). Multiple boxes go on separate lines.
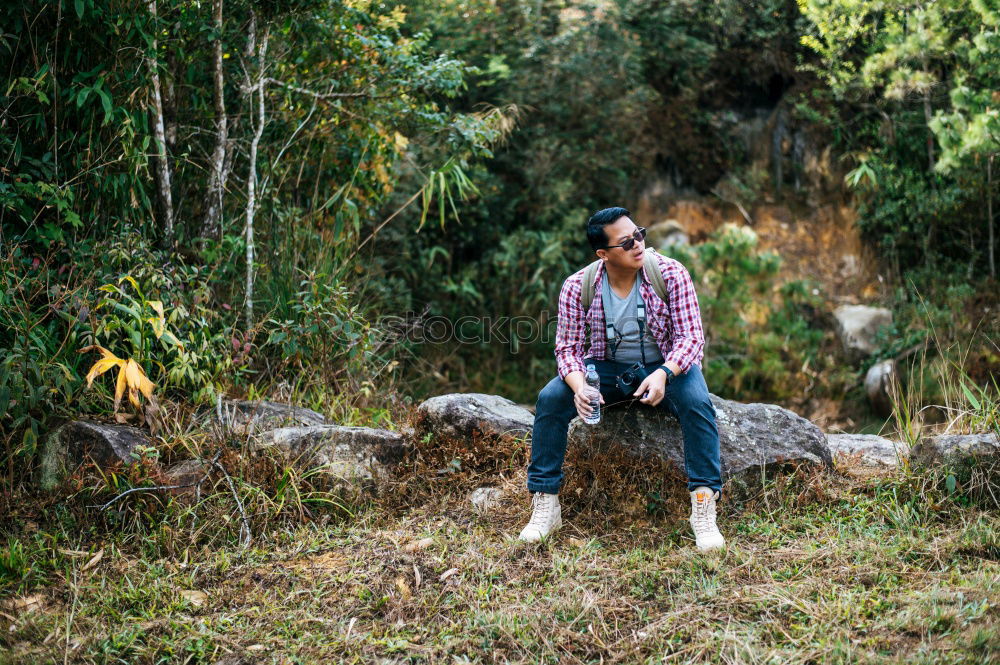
top-left (583, 364), bottom-right (601, 425)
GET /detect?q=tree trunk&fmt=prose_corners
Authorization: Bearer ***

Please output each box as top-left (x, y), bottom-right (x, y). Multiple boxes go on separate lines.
top-left (989, 154), bottom-right (996, 280)
top-left (244, 16), bottom-right (269, 331)
top-left (923, 88), bottom-right (935, 173)
top-left (201, 0), bottom-right (228, 241)
top-left (146, 0), bottom-right (174, 247)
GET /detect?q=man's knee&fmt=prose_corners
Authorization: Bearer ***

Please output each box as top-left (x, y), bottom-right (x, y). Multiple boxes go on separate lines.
top-left (536, 377), bottom-right (574, 413)
top-left (671, 375), bottom-right (714, 416)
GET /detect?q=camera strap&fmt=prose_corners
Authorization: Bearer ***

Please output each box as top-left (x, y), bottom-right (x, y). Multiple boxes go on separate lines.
top-left (604, 291), bottom-right (647, 366)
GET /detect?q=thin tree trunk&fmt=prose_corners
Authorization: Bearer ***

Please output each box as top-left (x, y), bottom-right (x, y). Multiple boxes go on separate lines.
top-left (923, 89), bottom-right (935, 173)
top-left (244, 17), bottom-right (269, 331)
top-left (989, 154), bottom-right (996, 280)
top-left (147, 0), bottom-right (174, 247)
top-left (201, 0), bottom-right (228, 241)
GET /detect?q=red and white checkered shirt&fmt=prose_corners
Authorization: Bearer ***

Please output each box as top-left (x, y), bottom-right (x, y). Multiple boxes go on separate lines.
top-left (554, 251), bottom-right (706, 379)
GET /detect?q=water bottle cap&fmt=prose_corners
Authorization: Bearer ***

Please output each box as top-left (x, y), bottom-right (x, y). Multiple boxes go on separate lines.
top-left (586, 363), bottom-right (596, 371)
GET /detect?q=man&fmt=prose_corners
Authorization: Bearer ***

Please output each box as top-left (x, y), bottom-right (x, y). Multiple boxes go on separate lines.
top-left (519, 207), bottom-right (725, 551)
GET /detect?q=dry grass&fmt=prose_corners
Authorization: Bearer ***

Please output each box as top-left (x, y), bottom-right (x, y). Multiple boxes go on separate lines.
top-left (2, 427), bottom-right (999, 665)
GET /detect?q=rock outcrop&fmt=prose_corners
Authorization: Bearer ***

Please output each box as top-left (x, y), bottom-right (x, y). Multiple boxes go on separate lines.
top-left (416, 393), bottom-right (534, 441)
top-left (647, 219), bottom-right (689, 249)
top-left (254, 425), bottom-right (406, 487)
top-left (211, 399), bottom-right (327, 433)
top-left (826, 433), bottom-right (909, 466)
top-left (567, 396), bottom-right (832, 483)
top-left (864, 360), bottom-right (896, 417)
top-left (38, 421), bottom-right (151, 491)
top-left (910, 433), bottom-right (1000, 469)
top-left (832, 305), bottom-right (893, 360)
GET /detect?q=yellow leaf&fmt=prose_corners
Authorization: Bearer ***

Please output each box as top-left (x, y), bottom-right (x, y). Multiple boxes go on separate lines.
top-left (127, 386), bottom-right (141, 410)
top-left (146, 316), bottom-right (165, 339)
top-left (394, 576), bottom-right (411, 600)
top-left (124, 359), bottom-right (156, 406)
top-left (148, 300), bottom-right (164, 318)
top-left (85, 356), bottom-right (123, 388)
top-left (114, 361), bottom-right (127, 411)
top-left (121, 275), bottom-right (141, 294)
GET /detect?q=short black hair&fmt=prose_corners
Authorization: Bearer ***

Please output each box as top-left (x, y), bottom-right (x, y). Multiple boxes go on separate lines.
top-left (587, 207), bottom-right (631, 251)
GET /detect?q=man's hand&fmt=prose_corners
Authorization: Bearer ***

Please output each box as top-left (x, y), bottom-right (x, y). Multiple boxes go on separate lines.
top-left (574, 386), bottom-right (604, 420)
top-left (633, 368), bottom-right (669, 406)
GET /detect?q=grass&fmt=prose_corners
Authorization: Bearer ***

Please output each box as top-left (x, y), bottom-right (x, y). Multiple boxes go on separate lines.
top-left (2, 452), bottom-right (998, 664)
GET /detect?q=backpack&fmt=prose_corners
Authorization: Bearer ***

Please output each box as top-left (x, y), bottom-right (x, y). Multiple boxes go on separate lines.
top-left (580, 248), bottom-right (669, 312)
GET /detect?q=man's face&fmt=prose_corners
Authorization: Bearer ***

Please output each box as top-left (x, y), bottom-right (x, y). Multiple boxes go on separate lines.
top-left (598, 216), bottom-right (645, 271)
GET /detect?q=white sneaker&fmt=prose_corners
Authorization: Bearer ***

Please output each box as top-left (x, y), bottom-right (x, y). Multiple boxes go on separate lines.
top-left (518, 492), bottom-right (562, 542)
top-left (689, 487), bottom-right (725, 551)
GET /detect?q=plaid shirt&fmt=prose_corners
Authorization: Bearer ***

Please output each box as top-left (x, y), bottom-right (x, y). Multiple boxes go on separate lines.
top-left (554, 251), bottom-right (706, 380)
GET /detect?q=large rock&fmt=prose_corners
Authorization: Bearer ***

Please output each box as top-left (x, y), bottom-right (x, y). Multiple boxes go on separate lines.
top-left (647, 219), bottom-right (689, 249)
top-left (833, 305), bottom-right (893, 359)
top-left (255, 425), bottom-right (406, 485)
top-left (38, 421), bottom-right (151, 491)
top-left (826, 433), bottom-right (909, 467)
top-left (212, 399), bottom-right (327, 433)
top-left (567, 396), bottom-right (832, 484)
top-left (910, 433), bottom-right (1000, 468)
top-left (417, 393), bottom-right (534, 441)
top-left (864, 360), bottom-right (896, 417)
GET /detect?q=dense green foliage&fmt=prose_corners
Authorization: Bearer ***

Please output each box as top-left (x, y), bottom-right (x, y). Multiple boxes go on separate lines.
top-left (799, 0), bottom-right (1000, 278)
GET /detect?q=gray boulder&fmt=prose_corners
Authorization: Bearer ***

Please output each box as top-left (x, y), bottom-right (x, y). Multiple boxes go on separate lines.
top-left (38, 421), bottom-right (151, 491)
top-left (864, 360), bottom-right (896, 417)
top-left (910, 433), bottom-right (1000, 468)
top-left (647, 219), bottom-right (689, 249)
top-left (212, 399), bottom-right (327, 433)
top-left (567, 396), bottom-right (832, 483)
top-left (417, 393), bottom-right (534, 441)
top-left (255, 425), bottom-right (406, 485)
top-left (827, 433), bottom-right (909, 466)
top-left (833, 305), bottom-right (893, 359)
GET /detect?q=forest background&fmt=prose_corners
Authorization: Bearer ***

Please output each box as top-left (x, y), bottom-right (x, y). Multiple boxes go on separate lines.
top-left (2, 0), bottom-right (1000, 492)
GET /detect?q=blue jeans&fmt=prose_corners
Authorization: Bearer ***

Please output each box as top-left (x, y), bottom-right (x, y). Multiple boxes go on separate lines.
top-left (527, 358), bottom-right (722, 496)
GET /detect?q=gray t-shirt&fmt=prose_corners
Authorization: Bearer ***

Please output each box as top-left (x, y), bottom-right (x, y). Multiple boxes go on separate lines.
top-left (601, 272), bottom-right (664, 365)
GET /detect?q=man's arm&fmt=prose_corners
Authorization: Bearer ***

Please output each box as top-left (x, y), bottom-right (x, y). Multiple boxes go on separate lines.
top-left (554, 274), bottom-right (587, 380)
top-left (662, 261), bottom-right (706, 374)
top-left (554, 274), bottom-right (606, 417)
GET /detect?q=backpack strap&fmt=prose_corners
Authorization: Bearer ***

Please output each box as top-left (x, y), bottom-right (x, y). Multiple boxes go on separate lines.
top-left (643, 248), bottom-right (669, 304)
top-left (580, 259), bottom-right (602, 312)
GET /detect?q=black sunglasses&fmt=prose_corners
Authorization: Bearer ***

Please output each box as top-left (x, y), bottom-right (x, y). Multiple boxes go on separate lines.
top-left (603, 227), bottom-right (647, 251)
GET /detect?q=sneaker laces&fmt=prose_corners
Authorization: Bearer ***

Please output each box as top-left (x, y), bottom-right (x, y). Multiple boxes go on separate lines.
top-left (691, 491), bottom-right (716, 534)
top-left (528, 492), bottom-right (552, 527)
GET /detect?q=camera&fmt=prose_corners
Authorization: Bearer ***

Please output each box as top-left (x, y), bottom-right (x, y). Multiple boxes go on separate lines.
top-left (615, 362), bottom-right (656, 395)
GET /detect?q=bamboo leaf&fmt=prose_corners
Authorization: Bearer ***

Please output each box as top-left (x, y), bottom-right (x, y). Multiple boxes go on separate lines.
top-left (961, 382), bottom-right (982, 411)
